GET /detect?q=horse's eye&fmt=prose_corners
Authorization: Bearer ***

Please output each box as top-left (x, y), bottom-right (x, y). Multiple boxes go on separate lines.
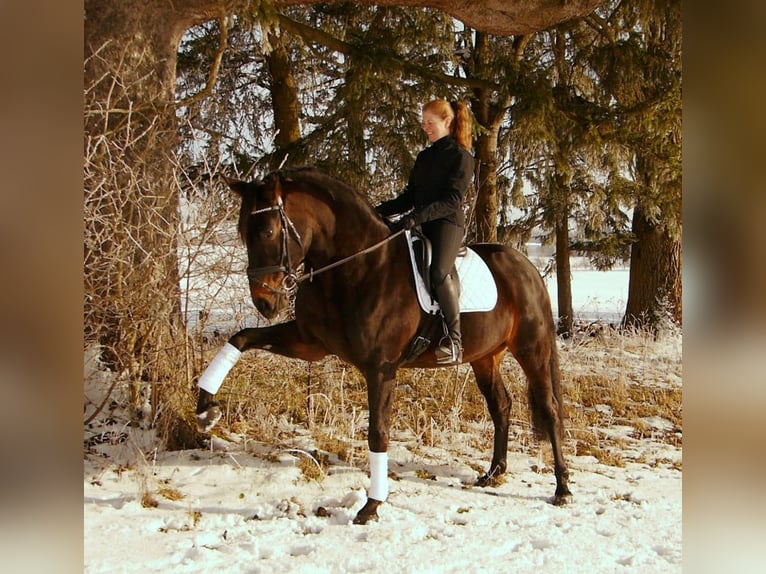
top-left (259, 226), bottom-right (276, 240)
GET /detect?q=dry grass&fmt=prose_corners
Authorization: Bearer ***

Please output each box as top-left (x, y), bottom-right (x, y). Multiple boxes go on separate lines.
top-left (561, 325), bottom-right (682, 467)
top-left (198, 323), bottom-right (682, 475)
top-left (157, 486), bottom-right (185, 501)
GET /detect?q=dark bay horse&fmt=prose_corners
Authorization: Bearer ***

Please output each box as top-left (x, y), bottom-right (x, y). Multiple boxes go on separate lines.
top-left (195, 167), bottom-right (571, 524)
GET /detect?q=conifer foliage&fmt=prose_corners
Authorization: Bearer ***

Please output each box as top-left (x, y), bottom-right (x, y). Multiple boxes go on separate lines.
top-left (175, 0), bottom-right (681, 332)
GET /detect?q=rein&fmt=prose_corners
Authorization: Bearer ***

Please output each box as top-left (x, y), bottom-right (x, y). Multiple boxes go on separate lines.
top-left (246, 198), bottom-right (405, 296)
top-left (298, 228), bottom-right (405, 283)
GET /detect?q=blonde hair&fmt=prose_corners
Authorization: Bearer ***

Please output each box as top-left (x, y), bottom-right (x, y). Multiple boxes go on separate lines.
top-left (422, 99), bottom-right (472, 151)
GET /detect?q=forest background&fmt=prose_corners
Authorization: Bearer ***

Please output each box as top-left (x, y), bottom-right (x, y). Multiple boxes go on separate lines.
top-left (84, 0), bottom-right (680, 445)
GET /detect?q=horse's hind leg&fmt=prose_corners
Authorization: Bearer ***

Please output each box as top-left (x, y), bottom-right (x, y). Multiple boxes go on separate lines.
top-left (471, 351), bottom-right (512, 486)
top-left (514, 341), bottom-right (572, 505)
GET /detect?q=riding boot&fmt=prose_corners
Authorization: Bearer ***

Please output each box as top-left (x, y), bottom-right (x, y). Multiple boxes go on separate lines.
top-left (434, 271), bottom-right (462, 364)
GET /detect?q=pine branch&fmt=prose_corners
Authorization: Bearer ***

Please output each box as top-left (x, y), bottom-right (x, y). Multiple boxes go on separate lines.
top-left (275, 11), bottom-right (499, 92)
top-left (176, 14), bottom-right (229, 108)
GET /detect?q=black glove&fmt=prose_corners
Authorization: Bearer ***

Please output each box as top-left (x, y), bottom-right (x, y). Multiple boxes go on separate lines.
top-left (390, 215), bottom-right (417, 233)
top-left (374, 205), bottom-right (396, 229)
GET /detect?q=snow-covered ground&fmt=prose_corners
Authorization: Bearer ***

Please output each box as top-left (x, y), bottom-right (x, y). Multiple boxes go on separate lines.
top-left (84, 267), bottom-right (682, 574)
top-left (84, 440), bottom-right (680, 573)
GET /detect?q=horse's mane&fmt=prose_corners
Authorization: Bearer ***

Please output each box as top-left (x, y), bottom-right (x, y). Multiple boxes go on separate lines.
top-left (236, 167), bottom-right (379, 241)
top-left (277, 167), bottom-right (377, 216)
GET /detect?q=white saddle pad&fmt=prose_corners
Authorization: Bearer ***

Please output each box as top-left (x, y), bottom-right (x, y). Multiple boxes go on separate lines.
top-left (406, 230), bottom-right (498, 315)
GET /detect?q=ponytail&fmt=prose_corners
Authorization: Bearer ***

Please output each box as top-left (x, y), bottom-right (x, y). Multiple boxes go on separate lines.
top-left (450, 100), bottom-right (472, 151)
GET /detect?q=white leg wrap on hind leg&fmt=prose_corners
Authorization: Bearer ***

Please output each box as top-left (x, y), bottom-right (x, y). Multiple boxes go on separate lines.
top-left (368, 451), bottom-right (389, 502)
top-left (197, 343), bottom-right (242, 394)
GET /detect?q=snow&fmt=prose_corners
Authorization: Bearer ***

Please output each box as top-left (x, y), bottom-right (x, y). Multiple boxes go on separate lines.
top-left (546, 265), bottom-right (630, 323)
top-left (84, 438), bottom-right (682, 573)
top-left (84, 268), bottom-right (682, 573)
top-left (84, 443), bottom-right (681, 573)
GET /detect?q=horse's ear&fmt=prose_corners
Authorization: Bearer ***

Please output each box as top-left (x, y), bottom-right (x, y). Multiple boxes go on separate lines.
top-left (220, 174), bottom-right (247, 196)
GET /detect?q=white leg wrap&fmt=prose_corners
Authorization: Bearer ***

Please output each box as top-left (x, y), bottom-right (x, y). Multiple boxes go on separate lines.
top-left (197, 343), bottom-right (242, 394)
top-left (368, 451), bottom-right (389, 502)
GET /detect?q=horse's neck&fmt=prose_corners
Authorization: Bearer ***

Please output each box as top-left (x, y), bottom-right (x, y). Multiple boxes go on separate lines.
top-left (337, 209), bottom-right (389, 255)
top-left (302, 193), bottom-right (389, 263)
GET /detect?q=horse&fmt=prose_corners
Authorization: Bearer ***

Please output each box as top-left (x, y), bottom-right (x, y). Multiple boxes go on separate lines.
top-left (195, 167), bottom-right (572, 524)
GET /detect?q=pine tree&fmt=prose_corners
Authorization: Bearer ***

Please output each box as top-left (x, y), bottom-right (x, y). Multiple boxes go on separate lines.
top-left (502, 0), bottom-right (681, 332)
top-left (587, 0), bottom-right (682, 329)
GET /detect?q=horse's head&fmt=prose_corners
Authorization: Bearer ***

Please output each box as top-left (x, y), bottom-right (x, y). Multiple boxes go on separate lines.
top-left (226, 174), bottom-right (306, 319)
top-left (225, 168), bottom-right (389, 318)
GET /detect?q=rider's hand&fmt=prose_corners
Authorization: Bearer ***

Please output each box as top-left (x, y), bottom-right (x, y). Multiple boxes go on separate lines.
top-left (390, 215), bottom-right (417, 232)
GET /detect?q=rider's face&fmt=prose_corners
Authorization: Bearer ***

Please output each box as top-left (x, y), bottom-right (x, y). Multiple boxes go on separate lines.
top-left (421, 111), bottom-right (451, 143)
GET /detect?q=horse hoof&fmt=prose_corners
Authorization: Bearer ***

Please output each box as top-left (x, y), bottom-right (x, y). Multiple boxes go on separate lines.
top-left (475, 466), bottom-right (505, 488)
top-left (474, 473), bottom-right (493, 488)
top-left (196, 405), bottom-right (222, 433)
top-left (552, 491), bottom-right (573, 506)
top-left (352, 498), bottom-right (382, 525)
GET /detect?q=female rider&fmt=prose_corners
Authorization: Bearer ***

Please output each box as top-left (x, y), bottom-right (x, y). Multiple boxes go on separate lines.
top-left (376, 99), bottom-right (474, 364)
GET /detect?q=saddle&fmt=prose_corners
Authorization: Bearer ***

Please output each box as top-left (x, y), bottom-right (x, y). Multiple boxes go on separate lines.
top-left (408, 230), bottom-right (466, 297)
top-left (401, 229), bottom-right (498, 364)
top-left (405, 229), bottom-right (497, 315)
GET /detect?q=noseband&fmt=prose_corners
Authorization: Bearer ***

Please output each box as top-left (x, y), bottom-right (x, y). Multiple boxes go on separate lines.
top-left (246, 197), bottom-right (303, 296)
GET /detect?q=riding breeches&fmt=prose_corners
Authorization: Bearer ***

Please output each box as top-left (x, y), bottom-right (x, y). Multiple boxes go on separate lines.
top-left (422, 219), bottom-right (463, 288)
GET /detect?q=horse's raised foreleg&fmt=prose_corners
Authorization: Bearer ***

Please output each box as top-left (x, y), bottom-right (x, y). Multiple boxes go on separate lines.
top-left (353, 368), bottom-right (396, 525)
top-left (195, 321), bottom-right (327, 432)
top-left (471, 352), bottom-right (512, 487)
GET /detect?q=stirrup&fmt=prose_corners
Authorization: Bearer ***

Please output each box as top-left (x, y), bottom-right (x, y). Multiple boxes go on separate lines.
top-left (435, 337), bottom-right (462, 365)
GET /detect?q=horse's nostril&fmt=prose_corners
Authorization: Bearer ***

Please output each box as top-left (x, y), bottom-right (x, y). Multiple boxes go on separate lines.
top-left (253, 295), bottom-right (282, 320)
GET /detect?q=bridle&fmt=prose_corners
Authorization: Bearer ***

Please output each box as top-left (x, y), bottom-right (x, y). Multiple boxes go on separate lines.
top-left (245, 196), bottom-right (404, 298)
top-left (246, 196), bottom-right (304, 296)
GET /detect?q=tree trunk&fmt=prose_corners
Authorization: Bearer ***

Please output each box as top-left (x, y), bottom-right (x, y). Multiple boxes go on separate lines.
top-left (344, 65), bottom-right (368, 190)
top-left (554, 195), bottom-right (574, 337)
top-left (266, 31), bottom-right (303, 169)
top-left (470, 32), bottom-right (507, 243)
top-left (623, 202), bottom-right (682, 331)
top-left (474, 125), bottom-right (500, 242)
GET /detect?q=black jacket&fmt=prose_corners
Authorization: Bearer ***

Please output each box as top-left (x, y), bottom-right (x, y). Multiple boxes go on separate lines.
top-left (378, 135), bottom-right (474, 228)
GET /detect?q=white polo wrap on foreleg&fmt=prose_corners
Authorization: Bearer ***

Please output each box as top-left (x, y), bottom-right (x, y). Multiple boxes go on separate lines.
top-left (368, 450), bottom-right (389, 501)
top-left (197, 343), bottom-right (242, 394)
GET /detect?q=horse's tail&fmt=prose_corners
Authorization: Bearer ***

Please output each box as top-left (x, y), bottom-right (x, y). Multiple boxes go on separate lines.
top-left (527, 328), bottom-right (565, 441)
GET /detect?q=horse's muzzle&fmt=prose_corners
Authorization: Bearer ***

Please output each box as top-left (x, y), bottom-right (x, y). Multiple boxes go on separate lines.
top-left (253, 295), bottom-right (284, 319)
top-left (250, 280), bottom-right (287, 319)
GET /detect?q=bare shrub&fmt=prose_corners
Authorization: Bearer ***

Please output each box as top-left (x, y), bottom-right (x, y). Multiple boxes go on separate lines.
top-left (84, 41), bottom-right (185, 430)
top-left (84, 41), bottom-right (251, 444)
